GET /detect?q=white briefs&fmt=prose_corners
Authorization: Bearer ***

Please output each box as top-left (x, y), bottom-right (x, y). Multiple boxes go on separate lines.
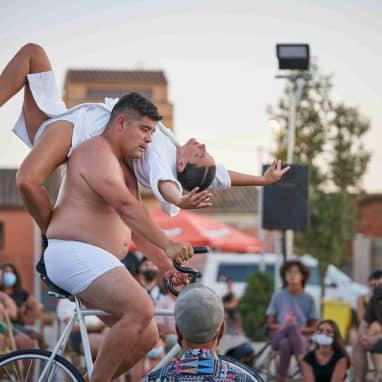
top-left (44, 239), bottom-right (124, 295)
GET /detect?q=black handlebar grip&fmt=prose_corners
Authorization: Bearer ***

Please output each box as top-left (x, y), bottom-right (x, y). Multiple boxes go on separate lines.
top-left (192, 246), bottom-right (210, 254)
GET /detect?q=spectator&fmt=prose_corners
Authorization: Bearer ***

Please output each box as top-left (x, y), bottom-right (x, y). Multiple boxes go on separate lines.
top-left (302, 319), bottom-right (350, 382)
top-left (145, 283), bottom-right (256, 381)
top-left (0, 263), bottom-right (44, 348)
top-left (136, 257), bottom-right (161, 305)
top-left (266, 259), bottom-right (318, 382)
top-left (353, 271), bottom-right (382, 382)
top-left (0, 267), bottom-right (34, 350)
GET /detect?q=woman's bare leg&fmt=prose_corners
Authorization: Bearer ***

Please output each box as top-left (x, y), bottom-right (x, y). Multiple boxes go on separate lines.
top-left (0, 43), bottom-right (52, 142)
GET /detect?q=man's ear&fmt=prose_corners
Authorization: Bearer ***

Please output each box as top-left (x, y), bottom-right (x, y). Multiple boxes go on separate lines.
top-left (177, 159), bottom-right (186, 173)
top-left (116, 114), bottom-right (127, 131)
top-left (218, 322), bottom-right (225, 341)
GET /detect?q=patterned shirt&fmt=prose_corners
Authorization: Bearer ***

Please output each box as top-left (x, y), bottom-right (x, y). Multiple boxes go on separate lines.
top-left (144, 348), bottom-right (257, 381)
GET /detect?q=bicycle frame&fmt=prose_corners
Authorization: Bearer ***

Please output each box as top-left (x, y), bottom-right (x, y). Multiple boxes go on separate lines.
top-left (38, 294), bottom-right (177, 381)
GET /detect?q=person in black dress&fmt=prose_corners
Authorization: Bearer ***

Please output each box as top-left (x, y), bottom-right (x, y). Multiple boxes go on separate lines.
top-left (302, 319), bottom-right (350, 382)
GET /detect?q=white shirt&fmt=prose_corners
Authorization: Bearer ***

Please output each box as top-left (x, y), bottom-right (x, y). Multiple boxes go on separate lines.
top-left (12, 71), bottom-right (231, 216)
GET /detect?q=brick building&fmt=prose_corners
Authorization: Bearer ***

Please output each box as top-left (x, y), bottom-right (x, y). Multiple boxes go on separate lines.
top-left (64, 69), bottom-right (174, 129)
top-left (0, 169), bottom-right (61, 295)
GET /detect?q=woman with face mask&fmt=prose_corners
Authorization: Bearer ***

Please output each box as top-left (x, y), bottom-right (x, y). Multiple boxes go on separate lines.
top-left (302, 320), bottom-right (350, 382)
top-left (0, 263), bottom-right (44, 347)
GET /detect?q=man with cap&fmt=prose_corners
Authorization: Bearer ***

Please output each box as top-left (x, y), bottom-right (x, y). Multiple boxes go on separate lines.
top-left (145, 284), bottom-right (258, 381)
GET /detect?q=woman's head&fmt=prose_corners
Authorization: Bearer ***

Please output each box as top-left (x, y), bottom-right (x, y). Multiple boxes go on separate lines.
top-left (176, 138), bottom-right (216, 191)
top-left (280, 260), bottom-right (310, 288)
top-left (0, 263), bottom-right (22, 292)
top-left (314, 320), bottom-right (350, 365)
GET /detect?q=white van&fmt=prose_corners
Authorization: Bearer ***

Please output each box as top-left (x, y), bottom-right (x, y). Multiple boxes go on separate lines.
top-left (200, 252), bottom-right (322, 316)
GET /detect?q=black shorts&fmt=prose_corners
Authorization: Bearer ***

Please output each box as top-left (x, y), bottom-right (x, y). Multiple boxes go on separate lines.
top-left (371, 340), bottom-right (382, 354)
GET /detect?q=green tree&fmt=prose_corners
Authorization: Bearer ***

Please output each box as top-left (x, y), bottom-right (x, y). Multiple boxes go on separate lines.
top-left (238, 271), bottom-right (273, 341)
top-left (268, 61), bottom-right (370, 278)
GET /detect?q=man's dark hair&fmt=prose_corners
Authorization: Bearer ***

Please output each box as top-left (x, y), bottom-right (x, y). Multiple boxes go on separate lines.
top-left (280, 259), bottom-right (310, 288)
top-left (109, 92), bottom-right (162, 123)
top-left (177, 163), bottom-right (216, 192)
top-left (368, 270), bottom-right (382, 281)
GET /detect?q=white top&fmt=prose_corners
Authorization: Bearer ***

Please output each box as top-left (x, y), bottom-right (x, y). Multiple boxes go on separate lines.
top-left (12, 71), bottom-right (231, 216)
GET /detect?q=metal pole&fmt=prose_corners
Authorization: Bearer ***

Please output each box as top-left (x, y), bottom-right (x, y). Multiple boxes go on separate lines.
top-left (257, 146), bottom-right (265, 269)
top-left (285, 78), bottom-right (297, 259)
top-left (33, 222), bottom-right (42, 331)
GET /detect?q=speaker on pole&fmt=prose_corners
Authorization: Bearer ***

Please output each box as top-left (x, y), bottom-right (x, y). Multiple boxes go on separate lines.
top-left (262, 164), bottom-right (309, 230)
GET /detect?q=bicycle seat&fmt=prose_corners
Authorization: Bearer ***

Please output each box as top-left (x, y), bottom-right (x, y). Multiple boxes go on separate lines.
top-left (36, 253), bottom-right (75, 301)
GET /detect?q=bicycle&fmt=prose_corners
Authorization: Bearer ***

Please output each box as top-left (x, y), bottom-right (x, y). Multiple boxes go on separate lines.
top-left (0, 246), bottom-right (264, 381)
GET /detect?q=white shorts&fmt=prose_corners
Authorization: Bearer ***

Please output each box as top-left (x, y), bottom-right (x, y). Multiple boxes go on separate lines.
top-left (12, 70), bottom-right (115, 156)
top-left (44, 239), bottom-right (124, 295)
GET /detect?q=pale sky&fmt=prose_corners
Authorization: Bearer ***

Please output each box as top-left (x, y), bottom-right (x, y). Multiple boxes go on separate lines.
top-left (1, 0), bottom-right (381, 192)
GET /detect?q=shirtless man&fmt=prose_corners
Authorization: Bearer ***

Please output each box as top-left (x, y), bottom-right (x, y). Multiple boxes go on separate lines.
top-left (44, 93), bottom-right (194, 382)
top-left (0, 43), bottom-right (289, 230)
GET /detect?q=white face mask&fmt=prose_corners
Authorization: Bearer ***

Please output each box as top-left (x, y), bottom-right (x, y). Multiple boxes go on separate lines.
top-left (314, 333), bottom-right (333, 346)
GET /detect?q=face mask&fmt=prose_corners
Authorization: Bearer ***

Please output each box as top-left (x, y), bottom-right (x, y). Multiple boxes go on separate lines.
top-left (374, 287), bottom-right (382, 300)
top-left (147, 346), bottom-right (164, 359)
top-left (142, 269), bottom-right (158, 282)
top-left (3, 272), bottom-right (17, 287)
top-left (314, 333), bottom-right (333, 346)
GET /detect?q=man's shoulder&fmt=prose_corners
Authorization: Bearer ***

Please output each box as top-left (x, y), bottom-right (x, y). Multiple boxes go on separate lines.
top-left (70, 136), bottom-right (114, 162)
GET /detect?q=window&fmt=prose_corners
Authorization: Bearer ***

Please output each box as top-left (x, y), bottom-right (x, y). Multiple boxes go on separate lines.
top-left (0, 222), bottom-right (3, 250)
top-left (217, 264), bottom-right (271, 283)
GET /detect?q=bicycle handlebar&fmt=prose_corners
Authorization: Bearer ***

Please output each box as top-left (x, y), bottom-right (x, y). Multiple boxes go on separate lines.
top-left (167, 246), bottom-right (209, 296)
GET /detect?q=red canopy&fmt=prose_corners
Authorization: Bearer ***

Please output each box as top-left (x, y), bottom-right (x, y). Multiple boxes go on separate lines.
top-left (135, 209), bottom-right (262, 253)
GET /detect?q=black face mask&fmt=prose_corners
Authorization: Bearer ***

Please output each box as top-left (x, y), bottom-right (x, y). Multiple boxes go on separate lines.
top-left (142, 269), bottom-right (158, 282)
top-left (374, 287), bottom-right (382, 300)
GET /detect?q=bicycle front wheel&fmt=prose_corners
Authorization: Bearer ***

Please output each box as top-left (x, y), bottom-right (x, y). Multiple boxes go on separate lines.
top-left (0, 349), bottom-right (85, 382)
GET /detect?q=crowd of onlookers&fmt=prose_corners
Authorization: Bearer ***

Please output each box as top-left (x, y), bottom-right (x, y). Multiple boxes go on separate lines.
top-left (1, 256), bottom-right (382, 381)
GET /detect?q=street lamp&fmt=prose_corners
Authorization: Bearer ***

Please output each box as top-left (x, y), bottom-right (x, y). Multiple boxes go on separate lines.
top-left (276, 44), bottom-right (310, 70)
top-left (275, 43), bottom-right (311, 260)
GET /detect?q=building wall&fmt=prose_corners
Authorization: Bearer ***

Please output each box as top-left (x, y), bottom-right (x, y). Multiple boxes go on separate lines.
top-left (64, 79), bottom-right (174, 129)
top-left (358, 199), bottom-right (382, 238)
top-left (0, 209), bottom-right (35, 293)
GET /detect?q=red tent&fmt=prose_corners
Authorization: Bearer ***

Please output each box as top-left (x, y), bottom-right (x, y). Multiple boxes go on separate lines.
top-left (140, 209), bottom-right (262, 253)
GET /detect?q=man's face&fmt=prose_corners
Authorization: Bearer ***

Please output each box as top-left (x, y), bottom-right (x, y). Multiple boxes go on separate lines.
top-left (178, 138), bottom-right (215, 171)
top-left (121, 114), bottom-right (156, 159)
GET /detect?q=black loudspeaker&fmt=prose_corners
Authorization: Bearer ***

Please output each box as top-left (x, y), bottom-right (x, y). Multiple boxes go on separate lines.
top-left (262, 164), bottom-right (309, 230)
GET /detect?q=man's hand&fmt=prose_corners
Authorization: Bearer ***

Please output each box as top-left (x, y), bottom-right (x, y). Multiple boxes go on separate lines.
top-left (165, 241), bottom-right (194, 263)
top-left (263, 160), bottom-right (290, 185)
top-left (177, 187), bottom-right (213, 209)
top-left (164, 265), bottom-right (190, 287)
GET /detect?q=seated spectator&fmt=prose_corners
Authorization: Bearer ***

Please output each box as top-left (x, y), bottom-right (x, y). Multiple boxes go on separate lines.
top-left (355, 270), bottom-right (382, 373)
top-left (266, 260), bottom-right (318, 382)
top-left (145, 283), bottom-right (257, 381)
top-left (0, 267), bottom-right (34, 351)
top-left (144, 335), bottom-right (166, 374)
top-left (302, 319), bottom-right (350, 382)
top-left (353, 271), bottom-right (382, 382)
top-left (136, 257), bottom-right (161, 305)
top-left (0, 263), bottom-right (44, 346)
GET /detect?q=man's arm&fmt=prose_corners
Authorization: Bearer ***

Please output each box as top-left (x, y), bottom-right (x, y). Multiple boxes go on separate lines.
top-left (16, 121), bottom-right (73, 233)
top-left (229, 160), bottom-right (290, 187)
top-left (80, 141), bottom-right (192, 263)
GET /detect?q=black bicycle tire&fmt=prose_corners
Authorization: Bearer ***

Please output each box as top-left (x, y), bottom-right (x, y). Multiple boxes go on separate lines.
top-left (220, 355), bottom-right (265, 382)
top-left (0, 348), bottom-right (85, 382)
